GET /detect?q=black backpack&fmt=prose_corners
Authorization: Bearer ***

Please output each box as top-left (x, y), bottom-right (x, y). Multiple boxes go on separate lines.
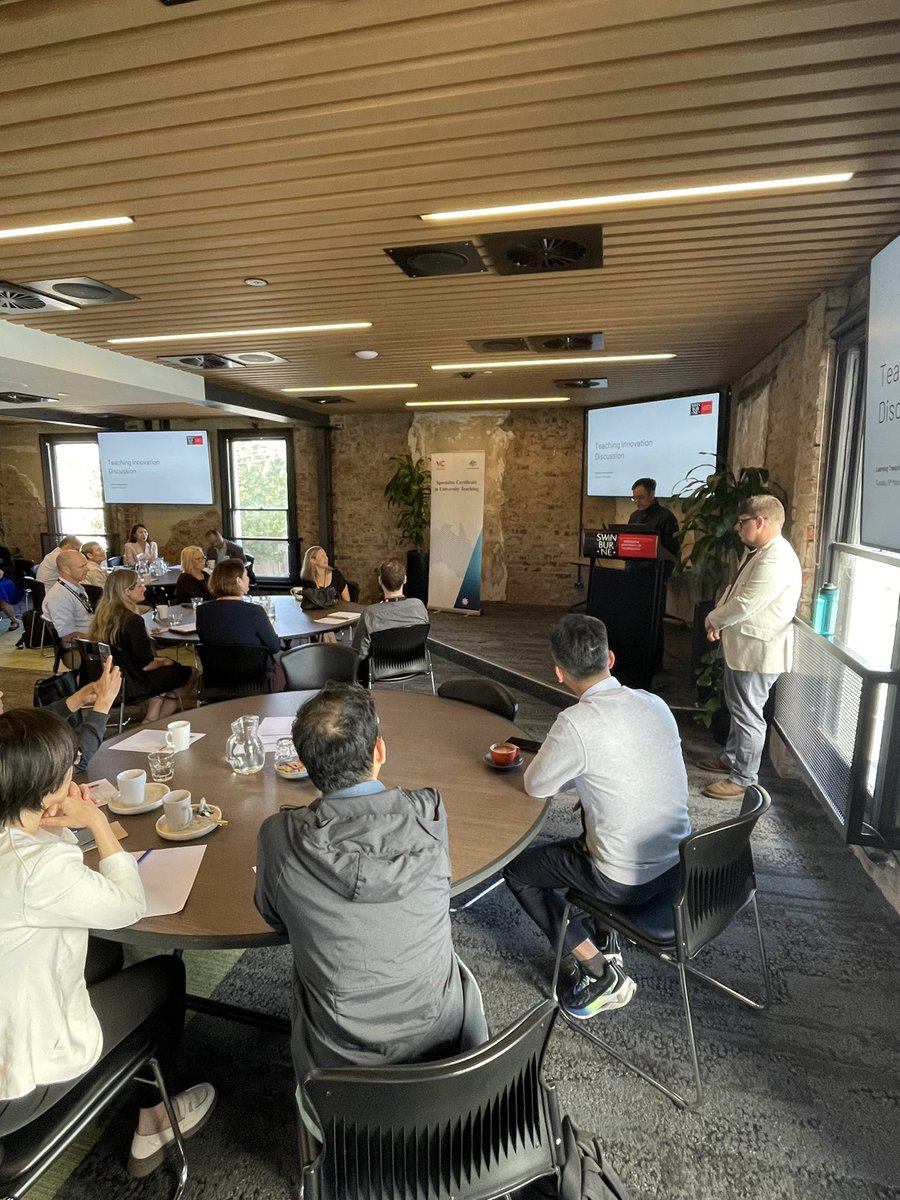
top-left (519, 1115), bottom-right (631, 1200)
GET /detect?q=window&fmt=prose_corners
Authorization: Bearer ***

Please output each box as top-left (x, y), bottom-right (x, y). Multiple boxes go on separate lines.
top-left (220, 432), bottom-right (296, 581)
top-left (42, 436), bottom-right (108, 545)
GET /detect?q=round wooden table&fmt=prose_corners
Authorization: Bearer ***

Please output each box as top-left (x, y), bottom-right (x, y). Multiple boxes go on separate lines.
top-left (88, 691), bottom-right (547, 949)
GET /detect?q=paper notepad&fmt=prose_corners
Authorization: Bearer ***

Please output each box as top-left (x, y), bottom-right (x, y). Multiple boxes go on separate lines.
top-left (314, 615), bottom-right (351, 625)
top-left (328, 611), bottom-right (360, 621)
top-left (113, 729), bottom-right (205, 753)
top-left (133, 846), bottom-right (206, 917)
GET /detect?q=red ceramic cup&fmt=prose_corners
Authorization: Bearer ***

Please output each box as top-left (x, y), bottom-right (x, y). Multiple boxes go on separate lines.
top-left (489, 742), bottom-right (518, 765)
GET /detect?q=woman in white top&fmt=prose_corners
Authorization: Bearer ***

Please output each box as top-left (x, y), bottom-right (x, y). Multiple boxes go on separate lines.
top-left (122, 524), bottom-right (159, 567)
top-left (0, 708), bottom-right (215, 1176)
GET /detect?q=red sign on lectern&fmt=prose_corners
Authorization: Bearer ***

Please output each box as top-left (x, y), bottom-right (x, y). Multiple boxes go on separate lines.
top-left (615, 532), bottom-right (659, 559)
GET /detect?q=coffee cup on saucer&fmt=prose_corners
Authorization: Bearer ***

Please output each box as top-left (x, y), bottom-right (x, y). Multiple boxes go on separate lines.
top-left (489, 742), bottom-right (518, 766)
top-left (165, 720), bottom-right (191, 752)
top-left (116, 768), bottom-right (147, 807)
top-left (162, 789), bottom-right (193, 832)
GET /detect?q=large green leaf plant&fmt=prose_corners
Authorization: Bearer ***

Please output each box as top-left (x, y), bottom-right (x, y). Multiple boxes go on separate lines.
top-left (383, 454), bottom-right (431, 551)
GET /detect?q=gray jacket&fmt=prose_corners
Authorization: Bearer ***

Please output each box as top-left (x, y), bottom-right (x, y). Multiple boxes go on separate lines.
top-left (255, 785), bottom-right (464, 1084)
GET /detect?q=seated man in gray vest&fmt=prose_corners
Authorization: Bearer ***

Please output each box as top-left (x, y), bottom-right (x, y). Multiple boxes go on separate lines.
top-left (254, 683), bottom-right (483, 1117)
top-left (352, 556), bottom-right (428, 682)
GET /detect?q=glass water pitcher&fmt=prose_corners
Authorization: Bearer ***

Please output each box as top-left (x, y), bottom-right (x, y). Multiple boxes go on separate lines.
top-left (225, 715), bottom-right (265, 775)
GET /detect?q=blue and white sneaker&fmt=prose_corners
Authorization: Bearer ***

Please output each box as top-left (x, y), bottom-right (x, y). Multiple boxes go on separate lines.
top-left (562, 962), bottom-right (636, 1020)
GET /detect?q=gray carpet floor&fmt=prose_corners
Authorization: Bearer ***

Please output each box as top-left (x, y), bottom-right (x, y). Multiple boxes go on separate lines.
top-left (47, 608), bottom-right (900, 1200)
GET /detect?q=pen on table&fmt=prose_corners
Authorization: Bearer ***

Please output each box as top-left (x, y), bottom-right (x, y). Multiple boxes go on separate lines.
top-left (137, 849), bottom-right (153, 864)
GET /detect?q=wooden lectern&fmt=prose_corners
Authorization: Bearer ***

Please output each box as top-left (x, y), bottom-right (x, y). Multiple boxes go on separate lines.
top-left (581, 527), bottom-right (676, 689)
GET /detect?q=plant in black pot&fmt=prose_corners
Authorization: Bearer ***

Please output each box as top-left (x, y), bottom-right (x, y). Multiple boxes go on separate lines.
top-left (675, 457), bottom-right (786, 738)
top-left (384, 454), bottom-right (431, 602)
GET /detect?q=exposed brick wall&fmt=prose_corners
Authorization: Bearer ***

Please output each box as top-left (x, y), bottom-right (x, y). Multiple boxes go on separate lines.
top-left (293, 423), bottom-right (320, 554)
top-left (0, 424), bottom-right (46, 558)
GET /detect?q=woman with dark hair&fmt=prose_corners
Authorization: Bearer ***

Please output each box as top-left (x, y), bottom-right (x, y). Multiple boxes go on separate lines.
top-left (195, 559), bottom-right (281, 675)
top-left (173, 545), bottom-right (211, 604)
top-left (89, 570), bottom-right (196, 721)
top-left (122, 524), bottom-right (158, 567)
top-left (0, 708), bottom-right (215, 1174)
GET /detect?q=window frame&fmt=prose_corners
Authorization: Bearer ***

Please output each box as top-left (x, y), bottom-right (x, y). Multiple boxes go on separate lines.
top-left (218, 429), bottom-right (298, 584)
top-left (39, 434), bottom-right (111, 551)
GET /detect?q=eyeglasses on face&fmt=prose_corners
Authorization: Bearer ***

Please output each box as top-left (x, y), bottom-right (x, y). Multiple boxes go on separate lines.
top-left (734, 516), bottom-right (756, 528)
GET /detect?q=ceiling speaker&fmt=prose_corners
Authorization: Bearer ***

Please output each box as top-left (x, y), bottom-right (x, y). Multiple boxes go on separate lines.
top-left (298, 395), bottom-right (354, 405)
top-left (0, 282), bottom-right (78, 314)
top-left (384, 242), bottom-right (487, 278)
top-left (467, 337), bottom-right (529, 353)
top-left (527, 331), bottom-right (604, 353)
top-left (480, 225), bottom-right (603, 275)
top-left (25, 276), bottom-right (138, 305)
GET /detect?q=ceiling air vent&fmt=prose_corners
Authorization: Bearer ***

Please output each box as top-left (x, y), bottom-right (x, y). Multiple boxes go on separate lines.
top-left (0, 283), bottom-right (78, 314)
top-left (223, 351), bottom-right (285, 365)
top-left (555, 378), bottom-right (608, 389)
top-left (298, 395), bottom-right (354, 406)
top-left (527, 331), bottom-right (604, 353)
top-left (384, 242), bottom-right (487, 278)
top-left (25, 276), bottom-right (138, 306)
top-left (467, 337), bottom-right (529, 354)
top-left (480, 225), bottom-right (603, 276)
top-left (158, 354), bottom-right (240, 370)
top-left (0, 392), bottom-right (55, 405)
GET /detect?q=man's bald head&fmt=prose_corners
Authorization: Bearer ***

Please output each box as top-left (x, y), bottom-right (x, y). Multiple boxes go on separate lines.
top-left (57, 550), bottom-right (88, 584)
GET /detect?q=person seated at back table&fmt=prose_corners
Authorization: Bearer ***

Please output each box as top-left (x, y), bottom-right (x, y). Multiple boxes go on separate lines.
top-left (35, 534), bottom-right (81, 586)
top-left (352, 556), bottom-right (428, 682)
top-left (81, 541), bottom-right (109, 589)
top-left (254, 683), bottom-right (485, 1134)
top-left (123, 524), bottom-right (158, 568)
top-left (195, 558), bottom-right (281, 681)
top-left (0, 708), bottom-right (216, 1176)
top-left (299, 544), bottom-right (350, 603)
top-left (204, 529), bottom-right (245, 568)
top-left (89, 570), bottom-right (196, 723)
top-left (503, 614), bottom-right (691, 1020)
top-left (42, 549), bottom-right (94, 644)
top-left (173, 545), bottom-right (211, 605)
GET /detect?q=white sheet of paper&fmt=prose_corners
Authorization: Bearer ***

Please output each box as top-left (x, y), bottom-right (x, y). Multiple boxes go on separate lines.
top-left (257, 717), bottom-right (294, 738)
top-left (314, 615), bottom-right (350, 625)
top-left (133, 846), bottom-right (207, 917)
top-left (113, 729), bottom-right (206, 753)
top-left (163, 622), bottom-right (196, 634)
top-left (327, 611), bottom-right (360, 620)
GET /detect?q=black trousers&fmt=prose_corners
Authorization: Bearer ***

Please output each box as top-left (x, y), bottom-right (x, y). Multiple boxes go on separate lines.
top-left (504, 836), bottom-right (680, 955)
top-left (0, 941), bottom-right (185, 1136)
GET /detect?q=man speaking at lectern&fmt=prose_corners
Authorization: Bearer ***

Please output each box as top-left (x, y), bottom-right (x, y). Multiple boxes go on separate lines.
top-left (627, 477), bottom-right (680, 671)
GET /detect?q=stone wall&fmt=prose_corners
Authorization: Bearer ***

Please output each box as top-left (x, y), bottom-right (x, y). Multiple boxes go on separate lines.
top-left (0, 423), bottom-right (47, 558)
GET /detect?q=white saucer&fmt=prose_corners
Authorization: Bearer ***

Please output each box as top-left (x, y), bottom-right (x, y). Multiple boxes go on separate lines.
top-left (108, 783), bottom-right (170, 816)
top-left (155, 804), bottom-right (222, 841)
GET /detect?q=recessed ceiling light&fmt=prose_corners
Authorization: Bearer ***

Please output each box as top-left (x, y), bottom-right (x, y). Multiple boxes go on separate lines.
top-left (108, 322), bottom-right (372, 345)
top-left (431, 354), bottom-right (674, 371)
top-left (406, 397), bottom-right (568, 408)
top-left (244, 277), bottom-right (269, 287)
top-left (282, 383), bottom-right (418, 393)
top-left (419, 172), bottom-right (854, 222)
top-left (0, 216), bottom-right (133, 241)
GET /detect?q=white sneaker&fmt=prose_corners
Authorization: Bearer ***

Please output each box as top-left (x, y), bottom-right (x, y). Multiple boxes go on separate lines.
top-left (128, 1082), bottom-right (216, 1178)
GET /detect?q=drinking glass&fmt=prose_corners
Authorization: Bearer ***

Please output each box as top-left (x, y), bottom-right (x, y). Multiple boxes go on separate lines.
top-left (148, 749), bottom-right (176, 782)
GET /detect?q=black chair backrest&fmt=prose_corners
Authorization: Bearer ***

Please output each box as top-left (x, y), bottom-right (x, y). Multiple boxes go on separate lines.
top-left (302, 1000), bottom-right (559, 1200)
top-left (74, 639), bottom-right (112, 686)
top-left (23, 576), bottom-right (45, 607)
top-left (438, 678), bottom-right (519, 721)
top-left (367, 622), bottom-right (430, 678)
top-left (281, 642), bottom-right (359, 690)
top-left (345, 579), bottom-right (360, 603)
top-left (197, 643), bottom-right (270, 698)
top-left (83, 583), bottom-right (104, 609)
top-left (675, 785), bottom-right (771, 960)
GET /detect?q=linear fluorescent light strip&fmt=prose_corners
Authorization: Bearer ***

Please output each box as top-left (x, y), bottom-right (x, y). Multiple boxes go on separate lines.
top-left (282, 384), bottom-right (417, 393)
top-left (420, 172), bottom-right (854, 222)
top-left (407, 397), bottom-right (568, 407)
top-left (0, 216), bottom-right (133, 240)
top-left (109, 322), bottom-right (372, 345)
top-left (432, 354), bottom-right (674, 371)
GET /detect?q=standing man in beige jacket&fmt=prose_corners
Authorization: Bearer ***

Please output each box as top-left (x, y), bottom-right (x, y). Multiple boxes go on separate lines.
top-left (698, 494), bottom-right (802, 800)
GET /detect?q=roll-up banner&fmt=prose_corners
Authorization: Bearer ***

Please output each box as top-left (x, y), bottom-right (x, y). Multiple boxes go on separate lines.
top-left (428, 452), bottom-right (484, 612)
top-left (861, 231), bottom-right (900, 551)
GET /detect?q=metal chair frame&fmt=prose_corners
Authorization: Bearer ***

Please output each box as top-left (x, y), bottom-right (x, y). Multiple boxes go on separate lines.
top-left (551, 786), bottom-right (773, 1110)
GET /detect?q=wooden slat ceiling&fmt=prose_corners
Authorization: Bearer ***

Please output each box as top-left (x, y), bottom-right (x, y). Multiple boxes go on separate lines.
top-left (1, 0), bottom-right (899, 419)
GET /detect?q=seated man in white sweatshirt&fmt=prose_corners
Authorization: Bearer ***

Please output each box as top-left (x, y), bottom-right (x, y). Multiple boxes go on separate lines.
top-left (504, 614), bottom-right (690, 1020)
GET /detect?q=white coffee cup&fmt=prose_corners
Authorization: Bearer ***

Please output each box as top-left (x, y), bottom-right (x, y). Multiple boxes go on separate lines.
top-left (156, 603), bottom-right (169, 620)
top-left (116, 768), bottom-right (147, 807)
top-left (163, 789), bottom-right (193, 831)
top-left (165, 720), bottom-right (191, 752)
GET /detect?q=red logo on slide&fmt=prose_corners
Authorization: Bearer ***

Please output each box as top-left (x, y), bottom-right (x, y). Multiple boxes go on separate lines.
top-left (690, 400), bottom-right (713, 415)
top-left (186, 435), bottom-right (204, 445)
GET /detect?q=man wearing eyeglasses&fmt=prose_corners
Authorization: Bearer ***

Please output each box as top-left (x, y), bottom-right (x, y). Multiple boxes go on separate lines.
top-left (699, 494), bottom-right (802, 800)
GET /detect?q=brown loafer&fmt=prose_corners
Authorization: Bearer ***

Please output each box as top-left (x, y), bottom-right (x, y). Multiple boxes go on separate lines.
top-left (694, 758), bottom-right (729, 774)
top-left (702, 779), bottom-right (746, 800)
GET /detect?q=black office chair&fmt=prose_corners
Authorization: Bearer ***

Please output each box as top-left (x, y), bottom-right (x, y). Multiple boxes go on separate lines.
top-left (345, 579), bottom-right (360, 603)
top-left (438, 677), bottom-right (519, 721)
top-left (41, 618), bottom-right (75, 674)
top-left (0, 1028), bottom-right (188, 1200)
top-left (196, 643), bottom-right (271, 704)
top-left (301, 1000), bottom-right (560, 1200)
top-left (365, 623), bottom-right (435, 694)
top-left (75, 639), bottom-right (130, 733)
top-left (280, 642), bottom-right (359, 690)
top-left (83, 583), bottom-right (105, 609)
top-left (551, 785), bottom-right (772, 1110)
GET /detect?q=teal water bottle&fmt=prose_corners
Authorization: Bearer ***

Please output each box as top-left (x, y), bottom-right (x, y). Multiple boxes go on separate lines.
top-left (812, 583), bottom-right (839, 637)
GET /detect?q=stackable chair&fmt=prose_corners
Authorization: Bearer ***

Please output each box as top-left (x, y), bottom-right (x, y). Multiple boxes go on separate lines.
top-left (438, 677), bottom-right (519, 721)
top-left (196, 643), bottom-right (270, 704)
top-left (551, 785), bottom-right (772, 1110)
top-left (365, 623), bottom-right (435, 694)
top-left (300, 1000), bottom-right (561, 1200)
top-left (280, 642), bottom-right (359, 690)
top-left (74, 639), bottom-right (131, 732)
top-left (0, 1030), bottom-right (188, 1200)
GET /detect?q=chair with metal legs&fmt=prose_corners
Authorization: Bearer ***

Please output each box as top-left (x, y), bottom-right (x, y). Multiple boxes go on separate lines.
top-left (551, 785), bottom-right (772, 1110)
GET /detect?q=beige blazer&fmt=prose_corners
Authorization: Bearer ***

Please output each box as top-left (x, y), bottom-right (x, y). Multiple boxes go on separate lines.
top-left (707, 535), bottom-right (802, 675)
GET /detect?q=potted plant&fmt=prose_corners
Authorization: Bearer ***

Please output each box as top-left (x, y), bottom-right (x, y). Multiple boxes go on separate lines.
top-left (384, 454), bottom-right (431, 602)
top-left (675, 457), bottom-right (786, 735)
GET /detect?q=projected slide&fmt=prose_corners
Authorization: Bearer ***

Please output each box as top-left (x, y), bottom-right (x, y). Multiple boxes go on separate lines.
top-left (586, 393), bottom-right (719, 496)
top-left (98, 431), bottom-right (214, 505)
